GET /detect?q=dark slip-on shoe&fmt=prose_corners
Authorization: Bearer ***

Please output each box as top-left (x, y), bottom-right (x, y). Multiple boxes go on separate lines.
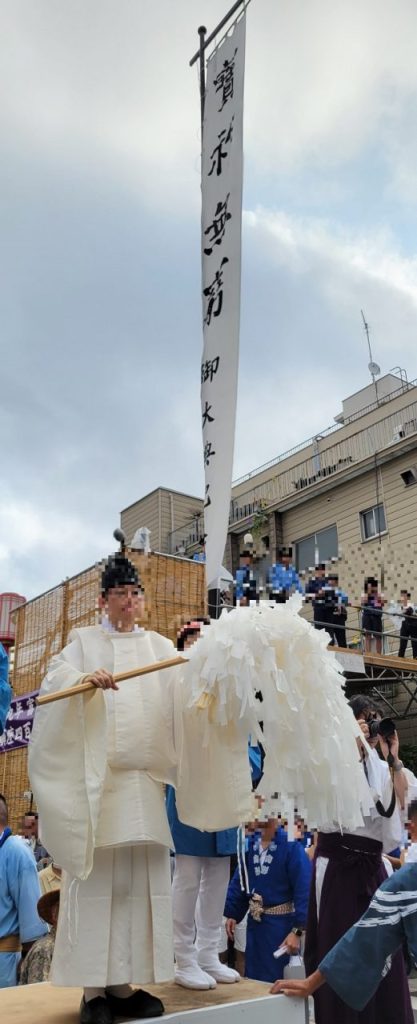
top-left (80, 996), bottom-right (114, 1024)
top-left (105, 988), bottom-right (164, 1019)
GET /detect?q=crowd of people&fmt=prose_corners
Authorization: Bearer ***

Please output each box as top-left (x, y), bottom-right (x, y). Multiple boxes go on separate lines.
top-left (3, 698), bottom-right (417, 1024)
top-left (236, 546), bottom-right (417, 658)
top-left (2, 550), bottom-right (417, 1024)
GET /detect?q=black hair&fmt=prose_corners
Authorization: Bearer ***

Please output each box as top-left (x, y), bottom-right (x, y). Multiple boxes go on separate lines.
top-left (315, 563), bottom-right (326, 571)
top-left (0, 793), bottom-right (8, 821)
top-left (177, 618), bottom-right (210, 652)
top-left (101, 553), bottom-right (141, 596)
top-left (408, 799), bottom-right (417, 822)
top-left (348, 694), bottom-right (381, 720)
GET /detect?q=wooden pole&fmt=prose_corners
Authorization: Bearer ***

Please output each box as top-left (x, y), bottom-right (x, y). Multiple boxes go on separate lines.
top-left (36, 655), bottom-right (187, 706)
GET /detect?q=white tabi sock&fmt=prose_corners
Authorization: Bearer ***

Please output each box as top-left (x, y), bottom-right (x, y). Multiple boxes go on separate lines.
top-left (175, 964), bottom-right (217, 990)
top-left (106, 985), bottom-right (132, 998)
top-left (197, 959), bottom-right (240, 983)
top-left (84, 988), bottom-right (106, 1003)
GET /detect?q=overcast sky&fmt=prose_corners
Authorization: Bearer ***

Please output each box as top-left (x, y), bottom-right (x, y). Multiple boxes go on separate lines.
top-left (2, 0), bottom-right (417, 599)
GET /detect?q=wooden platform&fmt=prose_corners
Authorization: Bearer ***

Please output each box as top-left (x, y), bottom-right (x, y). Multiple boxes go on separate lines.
top-left (2, 979), bottom-right (305, 1024)
top-left (333, 646), bottom-right (417, 673)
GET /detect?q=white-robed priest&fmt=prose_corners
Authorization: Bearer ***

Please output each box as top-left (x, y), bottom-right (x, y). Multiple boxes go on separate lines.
top-left (29, 553), bottom-right (253, 1024)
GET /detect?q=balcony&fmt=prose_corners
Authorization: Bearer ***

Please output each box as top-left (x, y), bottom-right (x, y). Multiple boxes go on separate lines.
top-left (229, 398), bottom-right (417, 525)
top-left (169, 397), bottom-right (417, 554)
top-left (169, 517), bottom-right (205, 557)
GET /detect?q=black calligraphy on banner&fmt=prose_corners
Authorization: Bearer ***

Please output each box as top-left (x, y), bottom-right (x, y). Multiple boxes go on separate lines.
top-left (208, 118), bottom-right (235, 177)
top-left (204, 441), bottom-right (216, 466)
top-left (204, 194), bottom-right (231, 255)
top-left (201, 356), bottom-right (220, 384)
top-left (213, 49), bottom-right (238, 111)
top-left (202, 401), bottom-right (215, 427)
top-left (203, 257), bottom-right (229, 325)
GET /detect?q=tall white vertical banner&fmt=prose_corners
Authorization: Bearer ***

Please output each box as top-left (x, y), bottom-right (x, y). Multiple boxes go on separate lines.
top-left (201, 13), bottom-right (246, 590)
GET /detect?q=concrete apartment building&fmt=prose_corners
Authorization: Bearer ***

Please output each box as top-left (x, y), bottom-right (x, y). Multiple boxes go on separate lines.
top-left (167, 372), bottom-right (417, 619)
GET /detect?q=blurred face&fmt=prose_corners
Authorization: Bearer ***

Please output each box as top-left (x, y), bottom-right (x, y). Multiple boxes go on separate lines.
top-left (408, 817), bottom-right (417, 844)
top-left (183, 633), bottom-right (199, 650)
top-left (104, 585), bottom-right (144, 632)
top-left (281, 556), bottom-right (291, 568)
top-left (23, 814), bottom-right (38, 839)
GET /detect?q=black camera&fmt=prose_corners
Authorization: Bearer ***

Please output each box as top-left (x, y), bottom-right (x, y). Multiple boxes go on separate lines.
top-left (368, 716), bottom-right (396, 741)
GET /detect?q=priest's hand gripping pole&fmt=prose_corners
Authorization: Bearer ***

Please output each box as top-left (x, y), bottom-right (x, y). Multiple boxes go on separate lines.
top-left (36, 656), bottom-right (187, 706)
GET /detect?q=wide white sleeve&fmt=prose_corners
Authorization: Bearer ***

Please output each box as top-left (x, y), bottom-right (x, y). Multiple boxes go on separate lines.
top-left (29, 633), bottom-right (107, 880)
top-left (379, 761), bottom-right (404, 853)
top-left (174, 670), bottom-right (253, 832)
top-left (404, 767), bottom-right (417, 811)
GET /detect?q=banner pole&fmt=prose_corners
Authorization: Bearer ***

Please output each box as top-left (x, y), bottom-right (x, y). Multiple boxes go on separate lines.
top-left (189, 0), bottom-right (247, 67)
top-left (198, 25), bottom-right (207, 134)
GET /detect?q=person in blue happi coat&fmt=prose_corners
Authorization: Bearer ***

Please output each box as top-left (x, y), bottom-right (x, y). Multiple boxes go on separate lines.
top-left (0, 793), bottom-right (47, 987)
top-left (272, 859), bottom-right (417, 1023)
top-left (0, 644), bottom-right (11, 736)
top-left (224, 812), bottom-right (312, 983)
top-left (268, 548), bottom-right (303, 604)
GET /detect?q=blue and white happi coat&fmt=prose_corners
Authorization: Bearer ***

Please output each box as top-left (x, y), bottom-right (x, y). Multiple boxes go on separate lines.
top-left (320, 861), bottom-right (417, 1012)
top-left (224, 827), bottom-right (312, 983)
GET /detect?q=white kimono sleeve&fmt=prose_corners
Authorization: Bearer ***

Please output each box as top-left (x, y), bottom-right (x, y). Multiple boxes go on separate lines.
top-left (174, 676), bottom-right (254, 832)
top-left (29, 634), bottom-right (107, 880)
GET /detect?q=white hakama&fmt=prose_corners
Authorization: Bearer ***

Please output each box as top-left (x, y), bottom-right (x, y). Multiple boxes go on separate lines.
top-left (51, 844), bottom-right (173, 987)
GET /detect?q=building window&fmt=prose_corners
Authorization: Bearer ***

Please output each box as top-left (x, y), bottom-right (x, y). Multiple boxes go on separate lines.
top-left (400, 468), bottom-right (417, 487)
top-left (295, 525), bottom-right (338, 572)
top-left (360, 504), bottom-right (386, 542)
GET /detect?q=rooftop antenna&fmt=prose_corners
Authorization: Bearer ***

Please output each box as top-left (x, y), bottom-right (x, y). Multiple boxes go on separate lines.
top-left (361, 310), bottom-right (380, 406)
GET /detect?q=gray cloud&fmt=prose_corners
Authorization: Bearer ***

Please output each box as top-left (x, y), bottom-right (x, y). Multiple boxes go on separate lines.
top-left (2, 1), bottom-right (417, 597)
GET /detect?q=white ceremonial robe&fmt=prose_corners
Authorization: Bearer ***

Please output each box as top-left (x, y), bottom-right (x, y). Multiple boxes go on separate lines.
top-left (29, 626), bottom-right (252, 987)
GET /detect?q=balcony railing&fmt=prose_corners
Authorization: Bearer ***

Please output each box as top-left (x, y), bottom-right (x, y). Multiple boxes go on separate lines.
top-left (169, 396), bottom-right (417, 553)
top-left (169, 518), bottom-right (204, 556)
top-left (229, 398), bottom-right (417, 524)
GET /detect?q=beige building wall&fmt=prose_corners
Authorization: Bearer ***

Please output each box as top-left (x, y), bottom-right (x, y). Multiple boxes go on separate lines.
top-left (121, 492), bottom-right (160, 548)
top-left (278, 449), bottom-right (417, 657)
top-left (121, 488), bottom-right (203, 553)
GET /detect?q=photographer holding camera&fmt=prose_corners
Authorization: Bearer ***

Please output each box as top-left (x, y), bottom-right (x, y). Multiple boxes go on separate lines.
top-left (296, 694), bottom-right (414, 1024)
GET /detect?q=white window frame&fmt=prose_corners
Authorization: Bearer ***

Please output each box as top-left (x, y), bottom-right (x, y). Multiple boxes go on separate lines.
top-left (359, 503), bottom-right (387, 543)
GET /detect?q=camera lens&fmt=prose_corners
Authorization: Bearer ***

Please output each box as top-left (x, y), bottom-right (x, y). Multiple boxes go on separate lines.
top-left (378, 718), bottom-right (396, 741)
